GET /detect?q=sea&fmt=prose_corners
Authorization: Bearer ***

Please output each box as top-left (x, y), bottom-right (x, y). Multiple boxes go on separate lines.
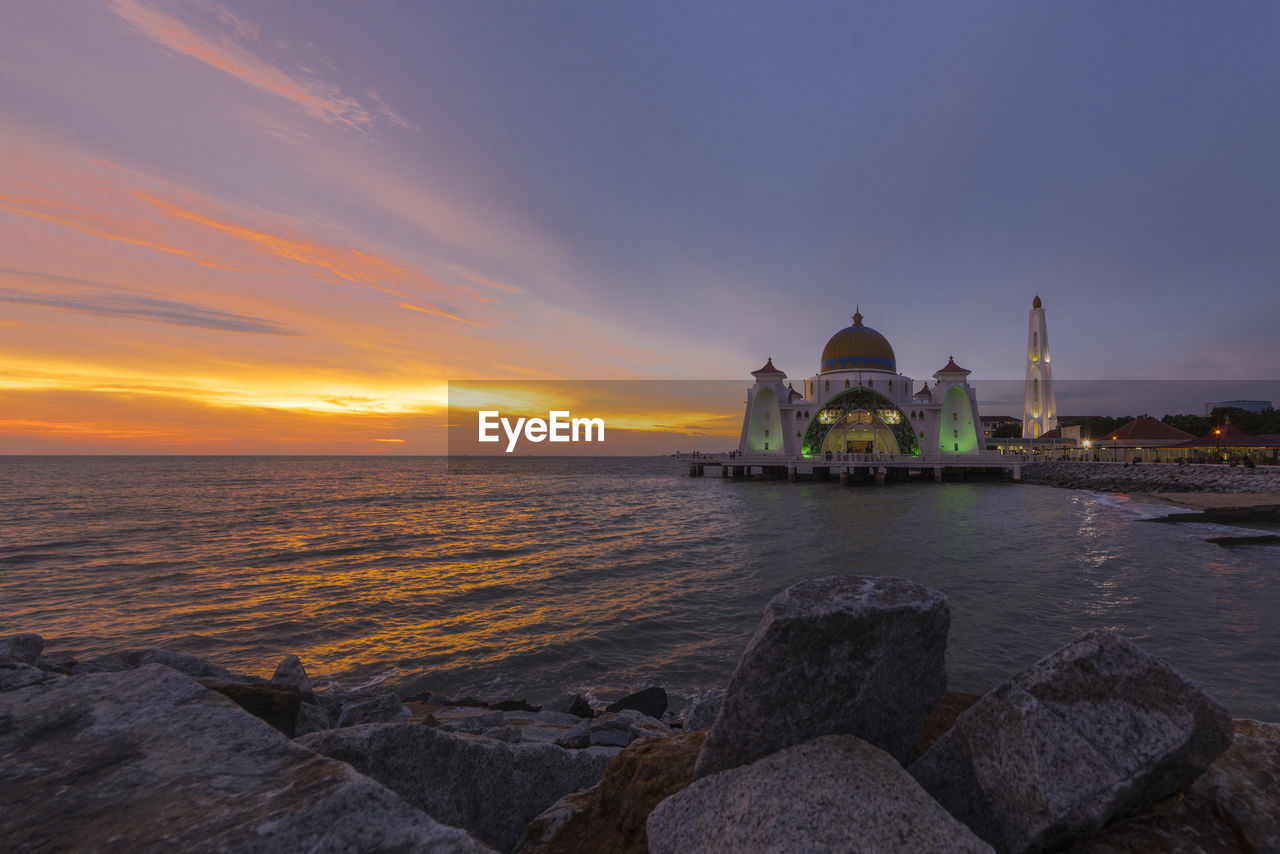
top-left (1, 456), bottom-right (1277, 720)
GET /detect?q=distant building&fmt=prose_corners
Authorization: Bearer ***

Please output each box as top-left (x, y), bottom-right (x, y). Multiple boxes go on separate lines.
top-left (980, 415), bottom-right (1019, 439)
top-left (1022, 295), bottom-right (1057, 438)
top-left (1094, 417), bottom-right (1195, 448)
top-left (1204, 399), bottom-right (1272, 414)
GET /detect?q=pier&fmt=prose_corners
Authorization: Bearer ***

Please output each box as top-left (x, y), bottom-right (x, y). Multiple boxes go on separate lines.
top-left (676, 451), bottom-right (1029, 483)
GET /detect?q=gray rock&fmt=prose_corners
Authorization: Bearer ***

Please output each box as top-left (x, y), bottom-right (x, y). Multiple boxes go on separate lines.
top-left (695, 574), bottom-right (949, 777)
top-left (648, 735), bottom-right (993, 854)
top-left (0, 663), bottom-right (492, 852)
top-left (909, 629), bottom-right (1233, 854)
top-left (77, 647), bottom-right (237, 680)
top-left (296, 699), bottom-right (333, 736)
top-left (0, 663), bottom-right (64, 692)
top-left (677, 694), bottom-right (722, 732)
top-left (606, 686), bottom-right (667, 718)
top-left (0, 633), bottom-right (43, 665)
top-left (554, 709), bottom-right (672, 749)
top-left (271, 653), bottom-right (313, 696)
top-left (542, 692), bottom-right (595, 718)
top-left (300, 722), bottom-right (619, 852)
top-left (336, 689), bottom-right (411, 727)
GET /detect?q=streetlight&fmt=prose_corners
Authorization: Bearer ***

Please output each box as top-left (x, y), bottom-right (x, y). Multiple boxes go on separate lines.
top-left (1214, 428), bottom-right (1222, 463)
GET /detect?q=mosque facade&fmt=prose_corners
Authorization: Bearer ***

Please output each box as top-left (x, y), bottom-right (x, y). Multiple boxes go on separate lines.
top-left (737, 309), bottom-right (984, 459)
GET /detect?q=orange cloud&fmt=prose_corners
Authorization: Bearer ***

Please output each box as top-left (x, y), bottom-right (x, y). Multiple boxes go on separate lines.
top-left (108, 0), bottom-right (379, 132)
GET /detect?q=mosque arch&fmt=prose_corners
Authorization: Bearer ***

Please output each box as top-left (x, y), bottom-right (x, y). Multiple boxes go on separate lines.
top-left (801, 387), bottom-right (918, 456)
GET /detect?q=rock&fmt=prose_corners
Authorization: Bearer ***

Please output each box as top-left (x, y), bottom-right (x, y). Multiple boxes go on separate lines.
top-left (433, 708), bottom-right (585, 744)
top-left (554, 710), bottom-right (672, 749)
top-left (1061, 718), bottom-right (1280, 854)
top-left (336, 689), bottom-right (411, 727)
top-left (76, 648), bottom-right (237, 680)
top-left (296, 698), bottom-right (333, 735)
top-left (490, 698), bottom-right (540, 712)
top-left (300, 722), bottom-right (619, 853)
top-left (0, 633), bottom-right (43, 665)
top-left (914, 690), bottom-right (982, 760)
top-left (909, 629), bottom-right (1233, 854)
top-left (516, 729), bottom-right (707, 854)
top-left (606, 686), bottom-right (667, 719)
top-left (271, 653), bottom-right (312, 696)
top-left (0, 662), bottom-right (64, 692)
top-left (648, 735), bottom-right (993, 853)
top-left (543, 693), bottom-right (595, 718)
top-left (0, 663), bottom-right (492, 852)
top-left (676, 694), bottom-right (721, 732)
top-left (198, 678), bottom-right (302, 737)
top-left (695, 574), bottom-right (949, 777)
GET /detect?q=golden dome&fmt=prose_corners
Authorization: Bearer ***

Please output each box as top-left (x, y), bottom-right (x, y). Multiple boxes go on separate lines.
top-left (1033, 295), bottom-right (1042, 308)
top-left (820, 307), bottom-right (896, 373)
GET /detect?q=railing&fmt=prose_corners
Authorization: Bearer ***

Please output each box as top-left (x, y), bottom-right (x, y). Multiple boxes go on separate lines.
top-left (676, 451), bottom-right (1031, 465)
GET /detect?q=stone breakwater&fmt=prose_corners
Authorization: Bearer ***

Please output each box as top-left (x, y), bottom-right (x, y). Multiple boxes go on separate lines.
top-left (1021, 460), bottom-right (1280, 494)
top-left (3, 574), bottom-right (1278, 853)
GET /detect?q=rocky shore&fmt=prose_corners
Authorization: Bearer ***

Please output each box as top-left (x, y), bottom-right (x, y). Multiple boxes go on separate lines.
top-left (1021, 460), bottom-right (1280, 498)
top-left (3, 575), bottom-right (1277, 853)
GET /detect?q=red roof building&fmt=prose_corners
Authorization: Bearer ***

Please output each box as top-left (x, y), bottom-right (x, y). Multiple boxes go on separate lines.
top-left (1096, 418), bottom-right (1195, 447)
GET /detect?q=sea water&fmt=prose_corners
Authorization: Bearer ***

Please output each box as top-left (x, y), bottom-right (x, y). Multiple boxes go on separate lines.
top-left (1, 456), bottom-right (1276, 719)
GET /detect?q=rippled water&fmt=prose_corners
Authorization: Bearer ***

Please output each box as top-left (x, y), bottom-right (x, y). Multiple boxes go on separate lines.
top-left (1, 456), bottom-right (1276, 719)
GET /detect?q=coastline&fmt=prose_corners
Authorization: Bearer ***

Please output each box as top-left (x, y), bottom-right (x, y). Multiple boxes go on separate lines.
top-left (1020, 461), bottom-right (1280, 512)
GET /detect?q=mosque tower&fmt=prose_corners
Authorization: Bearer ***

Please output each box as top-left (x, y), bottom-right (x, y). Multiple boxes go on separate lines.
top-left (1022, 295), bottom-right (1057, 438)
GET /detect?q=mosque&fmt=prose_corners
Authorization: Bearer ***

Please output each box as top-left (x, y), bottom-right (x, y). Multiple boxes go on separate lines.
top-left (737, 308), bottom-right (984, 459)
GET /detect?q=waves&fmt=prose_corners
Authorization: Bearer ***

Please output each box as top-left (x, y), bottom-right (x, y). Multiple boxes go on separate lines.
top-left (0, 457), bottom-right (1277, 718)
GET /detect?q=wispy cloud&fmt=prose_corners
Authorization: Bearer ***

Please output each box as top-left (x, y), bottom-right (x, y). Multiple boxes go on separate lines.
top-left (397, 301), bottom-right (481, 326)
top-left (0, 269), bottom-right (295, 334)
top-left (107, 0), bottom-right (393, 132)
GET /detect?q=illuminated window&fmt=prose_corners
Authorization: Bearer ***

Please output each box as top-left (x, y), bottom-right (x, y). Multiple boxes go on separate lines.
top-left (954, 443), bottom-right (958, 451)
top-left (845, 379), bottom-right (850, 388)
top-left (796, 411), bottom-right (802, 420)
top-left (796, 430), bottom-right (801, 438)
top-left (952, 412), bottom-right (957, 421)
top-left (878, 409), bottom-right (902, 425)
top-left (818, 410), bottom-right (839, 424)
top-left (868, 378), bottom-right (874, 388)
top-left (825, 380), bottom-right (829, 392)
top-left (765, 429), bottom-right (769, 437)
top-left (953, 429), bottom-right (958, 438)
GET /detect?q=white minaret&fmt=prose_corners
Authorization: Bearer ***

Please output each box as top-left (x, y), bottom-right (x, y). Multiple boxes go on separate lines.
top-left (1022, 295), bottom-right (1057, 438)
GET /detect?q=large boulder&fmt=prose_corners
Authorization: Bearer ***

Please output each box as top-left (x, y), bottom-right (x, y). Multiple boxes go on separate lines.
top-left (0, 633), bottom-right (43, 665)
top-left (695, 574), bottom-right (949, 777)
top-left (648, 735), bottom-right (993, 853)
top-left (0, 664), bottom-right (491, 852)
top-left (197, 678), bottom-right (303, 737)
top-left (1062, 718), bottom-right (1280, 854)
top-left (300, 722), bottom-right (619, 852)
top-left (335, 689), bottom-right (411, 727)
top-left (909, 630), bottom-right (1233, 854)
top-left (516, 729), bottom-right (706, 854)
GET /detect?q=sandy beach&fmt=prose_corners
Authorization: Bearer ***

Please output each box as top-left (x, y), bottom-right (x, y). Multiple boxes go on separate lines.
top-left (1148, 492), bottom-right (1280, 511)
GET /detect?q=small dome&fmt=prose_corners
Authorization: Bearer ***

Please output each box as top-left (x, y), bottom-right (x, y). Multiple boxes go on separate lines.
top-left (820, 308), bottom-right (896, 373)
top-left (1033, 295), bottom-right (1042, 308)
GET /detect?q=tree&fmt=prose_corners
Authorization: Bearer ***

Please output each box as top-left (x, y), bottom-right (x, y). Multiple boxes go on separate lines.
top-left (991, 422), bottom-right (1022, 439)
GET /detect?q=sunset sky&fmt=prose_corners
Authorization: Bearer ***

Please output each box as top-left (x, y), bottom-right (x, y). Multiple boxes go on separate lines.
top-left (3, 1), bottom-right (1278, 453)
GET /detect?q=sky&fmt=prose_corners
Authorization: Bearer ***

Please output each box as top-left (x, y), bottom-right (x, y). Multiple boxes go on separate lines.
top-left (2, 1), bottom-right (1278, 453)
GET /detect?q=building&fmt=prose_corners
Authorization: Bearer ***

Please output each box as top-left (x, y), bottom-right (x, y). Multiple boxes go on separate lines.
top-left (980, 415), bottom-right (1020, 440)
top-left (1022, 295), bottom-right (1058, 438)
top-left (738, 308), bottom-right (983, 459)
top-left (1204, 399), bottom-right (1273, 414)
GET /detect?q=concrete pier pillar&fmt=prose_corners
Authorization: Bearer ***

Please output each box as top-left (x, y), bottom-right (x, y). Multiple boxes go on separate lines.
top-left (875, 467), bottom-right (886, 486)
top-left (933, 466), bottom-right (943, 481)
top-left (1012, 464), bottom-right (1021, 482)
top-left (787, 466), bottom-right (796, 482)
top-left (839, 470), bottom-right (849, 486)
top-left (696, 464), bottom-right (705, 477)
top-left (689, 463), bottom-right (697, 477)
top-left (721, 465), bottom-right (729, 477)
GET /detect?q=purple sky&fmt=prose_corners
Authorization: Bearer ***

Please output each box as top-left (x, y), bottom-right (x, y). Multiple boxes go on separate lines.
top-left (1, 1), bottom-right (1277, 451)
